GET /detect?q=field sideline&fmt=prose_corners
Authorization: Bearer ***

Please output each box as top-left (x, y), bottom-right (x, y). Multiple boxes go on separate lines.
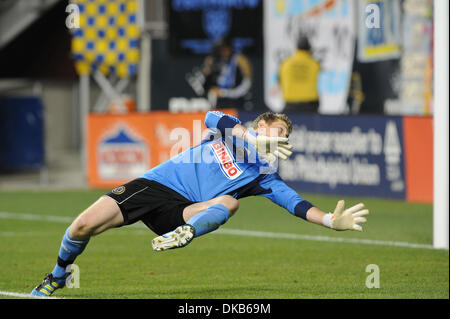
top-left (0, 189), bottom-right (448, 299)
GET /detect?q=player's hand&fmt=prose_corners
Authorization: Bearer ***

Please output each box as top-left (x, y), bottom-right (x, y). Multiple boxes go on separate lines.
top-left (243, 130), bottom-right (293, 160)
top-left (258, 152), bottom-right (277, 166)
top-left (329, 200), bottom-right (369, 231)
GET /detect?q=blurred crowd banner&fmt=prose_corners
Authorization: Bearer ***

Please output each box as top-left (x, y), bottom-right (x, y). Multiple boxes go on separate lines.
top-left (87, 110), bottom-right (237, 188)
top-left (357, 0), bottom-right (401, 62)
top-left (87, 110), bottom-right (432, 203)
top-left (399, 0), bottom-right (433, 115)
top-left (264, 0), bottom-right (355, 113)
top-left (239, 112), bottom-right (432, 203)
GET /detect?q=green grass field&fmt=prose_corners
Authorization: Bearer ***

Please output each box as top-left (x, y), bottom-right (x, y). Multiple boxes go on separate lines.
top-left (0, 189), bottom-right (448, 299)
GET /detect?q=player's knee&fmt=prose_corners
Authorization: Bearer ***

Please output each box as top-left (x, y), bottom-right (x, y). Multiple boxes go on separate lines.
top-left (217, 195), bottom-right (239, 216)
top-left (70, 213), bottom-right (95, 238)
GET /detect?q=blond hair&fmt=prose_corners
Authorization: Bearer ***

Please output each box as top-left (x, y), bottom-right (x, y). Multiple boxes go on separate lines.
top-left (252, 112), bottom-right (293, 137)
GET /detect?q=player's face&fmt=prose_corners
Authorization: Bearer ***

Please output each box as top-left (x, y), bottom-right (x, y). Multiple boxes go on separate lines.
top-left (256, 120), bottom-right (289, 138)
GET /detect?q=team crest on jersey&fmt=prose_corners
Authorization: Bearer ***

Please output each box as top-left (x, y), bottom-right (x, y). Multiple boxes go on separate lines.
top-left (112, 186), bottom-right (126, 195)
top-left (209, 141), bottom-right (242, 180)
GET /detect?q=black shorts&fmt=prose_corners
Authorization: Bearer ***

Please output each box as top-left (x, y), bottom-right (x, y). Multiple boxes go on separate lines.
top-left (105, 178), bottom-right (196, 235)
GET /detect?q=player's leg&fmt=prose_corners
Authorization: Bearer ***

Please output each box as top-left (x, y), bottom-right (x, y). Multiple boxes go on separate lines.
top-left (69, 195), bottom-right (124, 239)
top-left (182, 195), bottom-right (239, 221)
top-left (182, 195), bottom-right (238, 236)
top-left (31, 196), bottom-right (123, 297)
top-left (152, 195), bottom-right (239, 251)
top-left (54, 195), bottom-right (124, 275)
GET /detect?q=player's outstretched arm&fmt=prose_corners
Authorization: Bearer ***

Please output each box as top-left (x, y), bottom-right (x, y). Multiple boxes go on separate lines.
top-left (259, 175), bottom-right (368, 232)
top-left (306, 200), bottom-right (369, 232)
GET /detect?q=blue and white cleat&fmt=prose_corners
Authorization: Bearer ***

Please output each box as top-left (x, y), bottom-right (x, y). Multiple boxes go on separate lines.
top-left (30, 273), bottom-right (66, 297)
top-left (152, 225), bottom-right (195, 251)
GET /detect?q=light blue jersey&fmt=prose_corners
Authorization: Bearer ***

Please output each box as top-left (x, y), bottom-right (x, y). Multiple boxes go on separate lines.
top-left (141, 111), bottom-right (313, 219)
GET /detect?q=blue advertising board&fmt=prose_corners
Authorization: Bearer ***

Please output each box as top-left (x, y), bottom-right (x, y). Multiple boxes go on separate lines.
top-left (0, 97), bottom-right (45, 169)
top-left (238, 112), bottom-right (406, 199)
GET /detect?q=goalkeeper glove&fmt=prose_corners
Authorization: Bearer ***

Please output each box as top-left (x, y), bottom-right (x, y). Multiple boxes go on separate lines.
top-left (243, 130), bottom-right (293, 161)
top-left (322, 200), bottom-right (369, 231)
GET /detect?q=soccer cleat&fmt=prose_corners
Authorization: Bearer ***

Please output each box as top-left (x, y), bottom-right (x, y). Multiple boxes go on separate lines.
top-left (152, 225), bottom-right (195, 251)
top-left (30, 273), bottom-right (67, 297)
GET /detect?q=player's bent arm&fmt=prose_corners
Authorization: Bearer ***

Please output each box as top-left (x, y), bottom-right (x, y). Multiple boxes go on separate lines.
top-left (231, 123), bottom-right (248, 139)
top-left (203, 110), bottom-right (251, 140)
top-left (204, 111), bottom-right (242, 136)
top-left (204, 111), bottom-right (292, 161)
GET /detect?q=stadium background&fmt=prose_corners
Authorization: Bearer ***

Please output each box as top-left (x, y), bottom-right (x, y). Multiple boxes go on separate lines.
top-left (0, 0), bottom-right (448, 301)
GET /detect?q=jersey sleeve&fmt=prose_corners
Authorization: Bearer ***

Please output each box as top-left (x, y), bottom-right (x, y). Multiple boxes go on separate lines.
top-left (204, 111), bottom-right (241, 136)
top-left (257, 173), bottom-right (314, 220)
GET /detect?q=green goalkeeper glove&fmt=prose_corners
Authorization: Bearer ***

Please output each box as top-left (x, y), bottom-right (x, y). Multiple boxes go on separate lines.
top-left (322, 200), bottom-right (369, 231)
top-left (243, 130), bottom-right (293, 161)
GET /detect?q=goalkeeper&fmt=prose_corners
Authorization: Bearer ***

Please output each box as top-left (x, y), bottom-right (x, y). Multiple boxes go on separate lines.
top-left (31, 111), bottom-right (369, 297)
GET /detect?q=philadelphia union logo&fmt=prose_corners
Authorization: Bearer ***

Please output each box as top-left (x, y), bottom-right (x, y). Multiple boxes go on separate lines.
top-left (112, 186), bottom-right (126, 195)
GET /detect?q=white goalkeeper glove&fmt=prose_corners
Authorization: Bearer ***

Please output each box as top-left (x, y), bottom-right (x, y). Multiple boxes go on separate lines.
top-left (243, 129), bottom-right (293, 161)
top-left (322, 200), bottom-right (369, 231)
